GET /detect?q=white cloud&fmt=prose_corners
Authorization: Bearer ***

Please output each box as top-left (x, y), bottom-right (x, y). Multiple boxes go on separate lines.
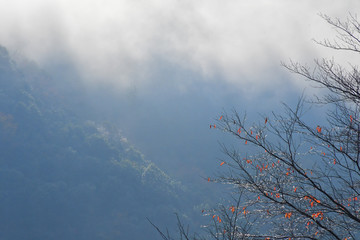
top-left (0, 0), bottom-right (359, 93)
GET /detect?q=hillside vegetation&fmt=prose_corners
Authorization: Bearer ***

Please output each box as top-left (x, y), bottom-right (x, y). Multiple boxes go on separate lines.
top-left (0, 46), bottom-right (203, 240)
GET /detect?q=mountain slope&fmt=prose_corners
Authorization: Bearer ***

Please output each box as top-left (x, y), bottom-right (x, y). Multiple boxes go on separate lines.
top-left (0, 45), bottom-right (202, 240)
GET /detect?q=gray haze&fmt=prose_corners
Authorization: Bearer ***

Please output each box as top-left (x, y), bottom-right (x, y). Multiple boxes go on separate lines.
top-left (0, 0), bottom-right (358, 179)
top-left (1, 0), bottom-right (358, 92)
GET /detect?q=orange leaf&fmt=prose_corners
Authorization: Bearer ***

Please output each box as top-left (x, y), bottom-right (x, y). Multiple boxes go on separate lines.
top-left (219, 115), bottom-right (223, 120)
top-left (208, 177), bottom-right (210, 182)
top-left (316, 126), bottom-right (322, 133)
top-left (220, 161), bottom-right (225, 166)
top-left (245, 140), bottom-right (248, 144)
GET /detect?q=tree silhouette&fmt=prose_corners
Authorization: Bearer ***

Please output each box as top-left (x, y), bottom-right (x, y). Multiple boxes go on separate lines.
top-left (153, 13), bottom-right (360, 240)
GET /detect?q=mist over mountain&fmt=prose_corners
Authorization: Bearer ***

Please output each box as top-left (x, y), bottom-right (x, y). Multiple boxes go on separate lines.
top-left (1, 1), bottom-right (359, 239)
top-left (0, 45), bottom-right (217, 240)
top-left (0, 37), bottom-right (330, 239)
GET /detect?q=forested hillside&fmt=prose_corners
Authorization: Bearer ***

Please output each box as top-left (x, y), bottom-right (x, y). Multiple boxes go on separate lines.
top-left (0, 46), bottom-right (204, 240)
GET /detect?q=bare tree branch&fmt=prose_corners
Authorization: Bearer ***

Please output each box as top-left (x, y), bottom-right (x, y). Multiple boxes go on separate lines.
top-left (151, 12), bottom-right (360, 240)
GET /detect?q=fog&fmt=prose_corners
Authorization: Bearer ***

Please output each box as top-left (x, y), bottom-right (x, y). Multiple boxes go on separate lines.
top-left (1, 0), bottom-right (358, 91)
top-left (1, 0), bottom-right (358, 180)
top-left (1, 0), bottom-right (357, 181)
top-left (0, 2), bottom-right (359, 238)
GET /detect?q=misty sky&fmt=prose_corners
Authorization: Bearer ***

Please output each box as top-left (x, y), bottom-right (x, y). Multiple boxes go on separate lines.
top-left (0, 0), bottom-right (359, 179)
top-left (1, 1), bottom-right (358, 92)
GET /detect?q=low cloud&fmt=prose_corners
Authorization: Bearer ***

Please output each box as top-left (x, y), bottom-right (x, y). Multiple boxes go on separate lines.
top-left (0, 0), bottom-right (359, 94)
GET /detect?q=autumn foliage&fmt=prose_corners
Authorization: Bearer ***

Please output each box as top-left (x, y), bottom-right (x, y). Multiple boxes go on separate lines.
top-left (154, 13), bottom-right (360, 240)
top-left (203, 13), bottom-right (360, 240)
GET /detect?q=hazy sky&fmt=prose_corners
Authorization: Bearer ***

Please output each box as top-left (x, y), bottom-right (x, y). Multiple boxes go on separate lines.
top-left (1, 1), bottom-right (359, 180)
top-left (2, 4), bottom-right (360, 238)
top-left (1, 0), bottom-right (359, 95)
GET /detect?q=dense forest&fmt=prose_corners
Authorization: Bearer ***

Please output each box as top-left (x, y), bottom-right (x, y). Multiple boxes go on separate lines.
top-left (0, 45), bottom-right (210, 240)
